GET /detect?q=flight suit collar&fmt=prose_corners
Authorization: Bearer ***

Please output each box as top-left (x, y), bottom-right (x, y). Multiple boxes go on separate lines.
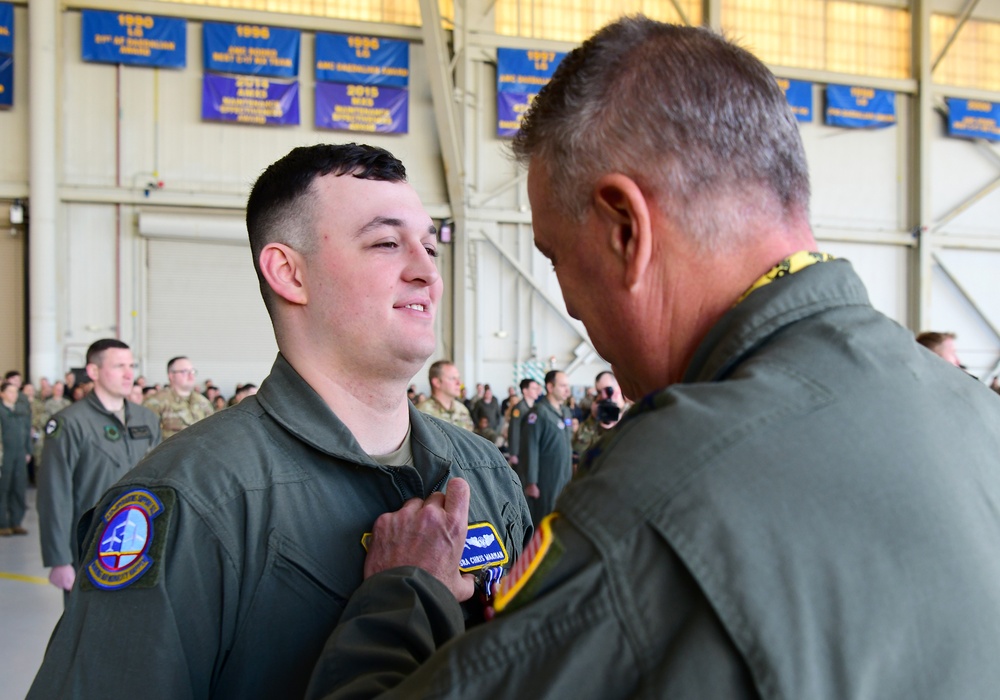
top-left (85, 389), bottom-right (136, 426)
top-left (683, 259), bottom-right (870, 384)
top-left (254, 354), bottom-right (456, 485)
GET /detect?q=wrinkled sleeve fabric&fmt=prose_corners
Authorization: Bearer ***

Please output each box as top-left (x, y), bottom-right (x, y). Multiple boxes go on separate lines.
top-left (27, 487), bottom-right (236, 700)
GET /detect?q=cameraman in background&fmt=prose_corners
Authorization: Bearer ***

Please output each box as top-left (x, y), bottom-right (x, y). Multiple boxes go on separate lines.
top-left (573, 370), bottom-right (628, 474)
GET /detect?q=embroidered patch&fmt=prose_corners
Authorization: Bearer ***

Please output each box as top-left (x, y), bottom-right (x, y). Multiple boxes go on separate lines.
top-left (494, 512), bottom-right (562, 614)
top-left (104, 425), bottom-right (122, 442)
top-left (128, 425), bottom-right (152, 440)
top-left (44, 418), bottom-right (61, 438)
top-left (460, 522), bottom-right (509, 572)
top-left (564, 418), bottom-right (573, 428)
top-left (526, 413), bottom-right (538, 425)
top-left (512, 409), bottom-right (520, 419)
top-left (86, 489), bottom-right (164, 590)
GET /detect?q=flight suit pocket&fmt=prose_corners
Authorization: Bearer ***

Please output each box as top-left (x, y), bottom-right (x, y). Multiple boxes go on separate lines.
top-left (218, 529), bottom-right (351, 699)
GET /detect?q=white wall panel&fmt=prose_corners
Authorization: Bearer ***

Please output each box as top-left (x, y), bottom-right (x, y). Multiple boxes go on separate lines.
top-left (145, 237), bottom-right (277, 395)
top-left (818, 241), bottom-right (911, 324)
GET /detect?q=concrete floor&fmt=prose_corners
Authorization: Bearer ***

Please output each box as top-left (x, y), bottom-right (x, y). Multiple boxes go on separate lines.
top-left (0, 487), bottom-right (65, 700)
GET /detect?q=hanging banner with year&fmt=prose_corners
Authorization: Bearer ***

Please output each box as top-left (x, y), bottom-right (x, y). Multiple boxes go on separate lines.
top-left (496, 47), bottom-right (565, 138)
top-left (315, 33), bottom-right (408, 88)
top-left (202, 74), bottom-right (299, 126)
top-left (81, 10), bottom-right (186, 68)
top-left (946, 98), bottom-right (1000, 142)
top-left (825, 85), bottom-right (895, 128)
top-left (203, 22), bottom-right (299, 78)
top-left (0, 2), bottom-right (13, 55)
top-left (315, 81), bottom-right (408, 134)
top-left (776, 78), bottom-right (813, 123)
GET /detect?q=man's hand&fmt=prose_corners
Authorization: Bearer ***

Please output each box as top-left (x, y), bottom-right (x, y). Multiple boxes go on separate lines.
top-left (524, 483), bottom-right (540, 499)
top-left (365, 478), bottom-right (476, 602)
top-left (49, 564), bottom-right (75, 591)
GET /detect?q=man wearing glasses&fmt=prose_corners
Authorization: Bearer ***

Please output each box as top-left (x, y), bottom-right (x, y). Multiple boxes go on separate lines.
top-left (36, 338), bottom-right (162, 597)
top-left (143, 356), bottom-right (214, 439)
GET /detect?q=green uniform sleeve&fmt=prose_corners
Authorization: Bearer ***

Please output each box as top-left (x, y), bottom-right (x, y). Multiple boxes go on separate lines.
top-left (27, 487), bottom-right (237, 700)
top-left (37, 418), bottom-right (81, 567)
top-left (305, 567), bottom-right (466, 700)
top-left (522, 413), bottom-right (541, 486)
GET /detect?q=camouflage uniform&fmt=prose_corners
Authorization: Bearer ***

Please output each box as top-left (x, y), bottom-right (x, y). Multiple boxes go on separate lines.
top-left (571, 415), bottom-right (601, 457)
top-left (416, 396), bottom-right (474, 432)
top-left (144, 387), bottom-right (214, 440)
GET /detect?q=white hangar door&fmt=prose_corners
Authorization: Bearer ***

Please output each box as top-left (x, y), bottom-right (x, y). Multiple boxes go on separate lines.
top-left (144, 235), bottom-right (278, 398)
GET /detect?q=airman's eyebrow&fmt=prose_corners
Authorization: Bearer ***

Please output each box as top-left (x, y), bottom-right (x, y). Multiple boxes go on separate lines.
top-left (355, 216), bottom-right (403, 238)
top-left (354, 217), bottom-right (438, 238)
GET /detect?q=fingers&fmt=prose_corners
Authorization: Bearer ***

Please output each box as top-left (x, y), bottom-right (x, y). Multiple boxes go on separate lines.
top-left (444, 478), bottom-right (470, 521)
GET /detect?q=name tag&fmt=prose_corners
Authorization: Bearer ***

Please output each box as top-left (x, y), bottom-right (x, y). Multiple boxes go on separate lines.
top-left (128, 425), bottom-right (153, 440)
top-left (460, 522), bottom-right (509, 572)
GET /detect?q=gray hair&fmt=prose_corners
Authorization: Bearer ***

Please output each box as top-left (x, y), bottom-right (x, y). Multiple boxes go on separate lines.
top-left (512, 17), bottom-right (811, 249)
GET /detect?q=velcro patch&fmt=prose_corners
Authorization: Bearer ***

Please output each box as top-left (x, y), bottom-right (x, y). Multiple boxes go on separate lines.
top-left (460, 522), bottom-right (508, 572)
top-left (128, 425), bottom-right (153, 440)
top-left (527, 413), bottom-right (538, 425)
top-left (494, 512), bottom-right (562, 614)
top-left (83, 488), bottom-right (174, 592)
top-left (44, 418), bottom-right (61, 438)
top-left (512, 409), bottom-right (520, 418)
top-left (104, 425), bottom-right (122, 442)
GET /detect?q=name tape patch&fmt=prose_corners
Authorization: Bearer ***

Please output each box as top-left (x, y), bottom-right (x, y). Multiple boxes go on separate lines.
top-left (360, 521), bottom-right (508, 573)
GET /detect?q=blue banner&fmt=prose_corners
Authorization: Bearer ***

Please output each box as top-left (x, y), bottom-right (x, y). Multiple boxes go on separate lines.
top-left (82, 10), bottom-right (186, 68)
top-left (825, 85), bottom-right (895, 128)
top-left (0, 3), bottom-right (13, 55)
top-left (497, 47), bottom-right (565, 94)
top-left (0, 53), bottom-right (11, 108)
top-left (315, 33), bottom-right (408, 88)
top-left (203, 22), bottom-right (299, 78)
top-left (497, 91), bottom-right (533, 138)
top-left (496, 48), bottom-right (565, 138)
top-left (777, 78), bottom-right (812, 123)
top-left (202, 74), bottom-right (299, 126)
top-left (315, 81), bottom-right (408, 134)
top-left (946, 98), bottom-right (1000, 142)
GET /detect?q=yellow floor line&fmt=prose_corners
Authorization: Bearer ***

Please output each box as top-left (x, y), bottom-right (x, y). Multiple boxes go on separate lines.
top-left (0, 571), bottom-right (49, 585)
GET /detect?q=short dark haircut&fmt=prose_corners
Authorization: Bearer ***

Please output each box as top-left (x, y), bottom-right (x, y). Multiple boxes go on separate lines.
top-left (512, 17), bottom-right (810, 249)
top-left (916, 331), bottom-right (956, 353)
top-left (0, 381), bottom-right (13, 393)
top-left (594, 370), bottom-right (614, 385)
top-left (519, 378), bottom-right (536, 392)
top-left (86, 339), bottom-right (130, 367)
top-left (544, 370), bottom-right (562, 388)
top-left (4, 370), bottom-right (21, 380)
top-left (246, 143), bottom-right (408, 317)
top-left (428, 359), bottom-right (455, 385)
top-left (166, 356), bottom-right (188, 372)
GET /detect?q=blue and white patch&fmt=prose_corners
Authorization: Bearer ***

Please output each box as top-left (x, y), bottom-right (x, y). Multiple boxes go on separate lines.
top-left (44, 418), bottom-right (61, 438)
top-left (459, 522), bottom-right (509, 572)
top-left (526, 413), bottom-right (538, 425)
top-left (86, 489), bottom-right (163, 590)
top-left (564, 418), bottom-right (572, 428)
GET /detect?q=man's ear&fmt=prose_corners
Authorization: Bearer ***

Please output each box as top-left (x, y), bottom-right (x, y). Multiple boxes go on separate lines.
top-left (259, 243), bottom-right (308, 306)
top-left (591, 174), bottom-right (652, 290)
top-left (85, 363), bottom-right (99, 383)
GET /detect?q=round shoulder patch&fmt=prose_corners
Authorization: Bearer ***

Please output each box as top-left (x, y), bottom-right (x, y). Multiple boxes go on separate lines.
top-left (45, 418), bottom-right (61, 437)
top-left (512, 409), bottom-right (520, 418)
top-left (527, 412), bottom-right (538, 425)
top-left (86, 489), bottom-right (164, 590)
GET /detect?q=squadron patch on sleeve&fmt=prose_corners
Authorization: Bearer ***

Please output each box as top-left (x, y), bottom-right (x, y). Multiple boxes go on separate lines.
top-left (44, 418), bottom-right (61, 438)
top-left (493, 512), bottom-right (563, 615)
top-left (83, 488), bottom-right (174, 591)
top-left (512, 409), bottom-right (520, 419)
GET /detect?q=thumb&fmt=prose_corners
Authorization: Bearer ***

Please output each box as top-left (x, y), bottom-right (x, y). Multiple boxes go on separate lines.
top-left (445, 477), bottom-right (471, 522)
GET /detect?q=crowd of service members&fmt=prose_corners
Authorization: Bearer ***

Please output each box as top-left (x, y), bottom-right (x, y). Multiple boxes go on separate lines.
top-left (0, 364), bottom-right (259, 537)
top-left (0, 330), bottom-right (988, 538)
